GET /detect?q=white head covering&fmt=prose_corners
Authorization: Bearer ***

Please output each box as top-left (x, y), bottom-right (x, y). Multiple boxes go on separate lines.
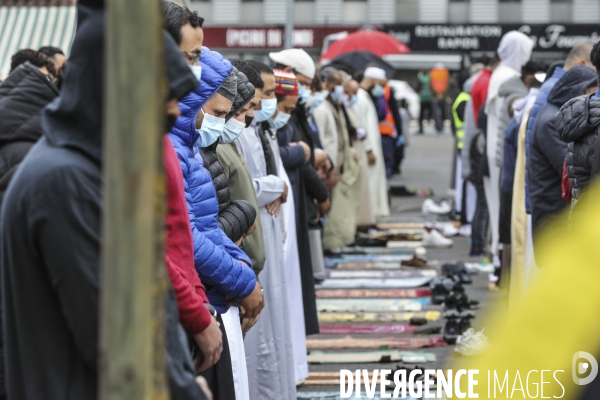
top-left (268, 49), bottom-right (316, 79)
top-left (364, 67), bottom-right (386, 80)
top-left (497, 31), bottom-right (535, 72)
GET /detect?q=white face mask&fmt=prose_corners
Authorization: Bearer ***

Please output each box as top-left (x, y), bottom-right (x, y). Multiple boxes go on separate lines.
top-left (255, 98), bottom-right (277, 122)
top-left (331, 85), bottom-right (345, 103)
top-left (196, 109), bottom-right (225, 148)
top-left (267, 110), bottom-right (291, 130)
top-left (219, 117), bottom-right (246, 144)
top-left (188, 64), bottom-right (202, 81)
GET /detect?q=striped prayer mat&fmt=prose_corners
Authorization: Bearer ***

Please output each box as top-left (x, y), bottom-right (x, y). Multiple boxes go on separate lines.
top-left (318, 323), bottom-right (416, 335)
top-left (306, 336), bottom-right (446, 350)
top-left (317, 298), bottom-right (430, 313)
top-left (329, 254), bottom-right (413, 263)
top-left (335, 246), bottom-right (415, 255)
top-left (307, 350), bottom-right (437, 364)
top-left (333, 262), bottom-right (437, 270)
top-left (318, 311), bottom-right (441, 323)
top-left (315, 277), bottom-right (432, 289)
top-left (326, 270), bottom-right (437, 279)
top-left (376, 221), bottom-right (460, 230)
top-left (377, 216), bottom-right (449, 223)
top-left (316, 288), bottom-right (431, 298)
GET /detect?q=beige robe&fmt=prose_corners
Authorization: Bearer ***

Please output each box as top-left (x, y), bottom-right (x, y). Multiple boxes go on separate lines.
top-left (510, 110), bottom-right (538, 309)
top-left (354, 88), bottom-right (390, 218)
top-left (313, 99), bottom-right (363, 250)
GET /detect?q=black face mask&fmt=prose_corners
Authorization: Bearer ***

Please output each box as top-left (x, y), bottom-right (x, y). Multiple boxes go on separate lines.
top-left (245, 115), bottom-right (254, 128)
top-left (165, 114), bottom-right (177, 133)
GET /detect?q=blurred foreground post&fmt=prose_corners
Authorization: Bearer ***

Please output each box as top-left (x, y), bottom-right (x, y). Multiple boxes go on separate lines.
top-left (100, 0), bottom-right (168, 399)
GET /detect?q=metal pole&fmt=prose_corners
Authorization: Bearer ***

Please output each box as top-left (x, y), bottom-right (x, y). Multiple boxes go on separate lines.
top-left (284, 0), bottom-right (294, 49)
top-left (100, 0), bottom-right (168, 399)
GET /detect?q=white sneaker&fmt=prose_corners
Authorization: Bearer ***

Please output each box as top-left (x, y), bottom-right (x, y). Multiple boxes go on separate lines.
top-left (437, 223), bottom-right (458, 237)
top-left (458, 224), bottom-right (472, 237)
top-left (422, 229), bottom-right (453, 248)
top-left (421, 199), bottom-right (452, 215)
top-left (454, 329), bottom-right (490, 356)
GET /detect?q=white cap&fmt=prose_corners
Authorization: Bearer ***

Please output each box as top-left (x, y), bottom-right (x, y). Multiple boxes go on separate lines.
top-left (268, 49), bottom-right (316, 79)
top-left (364, 67), bottom-right (386, 80)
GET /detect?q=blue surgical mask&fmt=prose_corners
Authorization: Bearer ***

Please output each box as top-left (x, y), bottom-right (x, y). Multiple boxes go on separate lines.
top-left (219, 117), bottom-right (246, 144)
top-left (311, 90), bottom-right (329, 110)
top-left (267, 110), bottom-right (291, 130)
top-left (196, 109), bottom-right (225, 148)
top-left (349, 96), bottom-right (358, 106)
top-left (371, 84), bottom-right (384, 98)
top-left (255, 98), bottom-right (277, 122)
top-left (298, 84), bottom-right (311, 105)
top-left (188, 64), bottom-right (202, 81)
top-left (331, 85), bottom-right (345, 102)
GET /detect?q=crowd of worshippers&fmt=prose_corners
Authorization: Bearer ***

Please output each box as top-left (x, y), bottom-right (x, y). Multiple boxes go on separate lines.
top-left (449, 30), bottom-right (600, 292)
top-left (0, 1), bottom-right (408, 400)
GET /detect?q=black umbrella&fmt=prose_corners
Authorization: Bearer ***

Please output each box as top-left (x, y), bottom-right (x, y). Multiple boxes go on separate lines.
top-left (331, 51), bottom-right (396, 79)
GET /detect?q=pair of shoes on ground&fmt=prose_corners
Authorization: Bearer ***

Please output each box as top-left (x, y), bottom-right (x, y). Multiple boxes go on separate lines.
top-left (431, 279), bottom-right (479, 308)
top-left (443, 314), bottom-right (473, 344)
top-left (421, 198), bottom-right (452, 215)
top-left (441, 263), bottom-right (472, 284)
top-left (454, 328), bottom-right (490, 356)
top-left (422, 226), bottom-right (453, 248)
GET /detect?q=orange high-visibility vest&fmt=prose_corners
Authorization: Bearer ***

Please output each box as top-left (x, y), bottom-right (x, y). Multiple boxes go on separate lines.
top-left (430, 67), bottom-right (449, 95)
top-left (378, 84), bottom-right (396, 137)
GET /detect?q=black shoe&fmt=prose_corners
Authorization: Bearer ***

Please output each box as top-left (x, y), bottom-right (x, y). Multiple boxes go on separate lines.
top-left (443, 317), bottom-right (461, 344)
top-left (409, 317), bottom-right (428, 326)
top-left (414, 322), bottom-right (443, 335)
top-left (431, 283), bottom-right (449, 305)
top-left (459, 315), bottom-right (473, 333)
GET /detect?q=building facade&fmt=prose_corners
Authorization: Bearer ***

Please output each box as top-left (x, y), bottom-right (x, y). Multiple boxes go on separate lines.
top-left (189, 0), bottom-right (600, 25)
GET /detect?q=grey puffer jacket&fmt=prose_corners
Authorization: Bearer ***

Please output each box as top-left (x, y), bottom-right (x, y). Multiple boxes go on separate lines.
top-left (557, 94), bottom-right (600, 201)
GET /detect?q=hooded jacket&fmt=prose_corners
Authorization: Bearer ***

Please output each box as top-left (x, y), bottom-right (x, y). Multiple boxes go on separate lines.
top-left (557, 93), bottom-right (600, 202)
top-left (524, 66), bottom-right (566, 213)
top-left (201, 67), bottom-right (258, 244)
top-left (495, 75), bottom-right (528, 168)
top-left (0, 63), bottom-right (59, 204)
top-left (169, 46), bottom-right (255, 313)
top-left (530, 66), bottom-right (597, 231)
top-left (0, 4), bottom-right (206, 400)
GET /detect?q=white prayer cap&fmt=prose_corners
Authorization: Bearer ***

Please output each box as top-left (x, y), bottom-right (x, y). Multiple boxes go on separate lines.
top-left (269, 49), bottom-right (316, 79)
top-left (364, 67), bottom-right (386, 80)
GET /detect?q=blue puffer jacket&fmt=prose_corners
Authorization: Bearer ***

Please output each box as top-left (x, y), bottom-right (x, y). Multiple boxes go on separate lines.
top-left (169, 47), bottom-right (255, 313)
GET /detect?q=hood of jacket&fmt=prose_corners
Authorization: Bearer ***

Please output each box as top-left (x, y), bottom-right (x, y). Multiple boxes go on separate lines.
top-left (513, 87), bottom-right (540, 125)
top-left (171, 47), bottom-right (233, 147)
top-left (226, 67), bottom-right (255, 122)
top-left (0, 62), bottom-right (59, 145)
top-left (42, 4), bottom-right (198, 165)
top-left (498, 31), bottom-right (534, 72)
top-left (547, 65), bottom-right (597, 107)
top-left (462, 71), bottom-right (480, 94)
top-left (557, 94), bottom-right (600, 144)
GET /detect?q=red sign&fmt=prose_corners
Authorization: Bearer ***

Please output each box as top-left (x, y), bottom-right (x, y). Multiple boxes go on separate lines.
top-left (202, 26), bottom-right (360, 50)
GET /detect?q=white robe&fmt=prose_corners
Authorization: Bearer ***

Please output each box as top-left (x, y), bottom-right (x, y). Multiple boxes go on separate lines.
top-left (236, 125), bottom-right (297, 399)
top-left (355, 88), bottom-right (390, 218)
top-left (484, 31), bottom-right (534, 259)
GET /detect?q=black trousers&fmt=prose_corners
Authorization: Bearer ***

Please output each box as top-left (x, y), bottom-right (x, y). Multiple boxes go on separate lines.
top-left (198, 314), bottom-right (236, 400)
top-left (419, 101), bottom-right (432, 133)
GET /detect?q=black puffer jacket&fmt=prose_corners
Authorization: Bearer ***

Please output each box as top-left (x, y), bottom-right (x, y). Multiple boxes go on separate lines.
top-left (201, 143), bottom-right (256, 243)
top-left (557, 94), bottom-right (600, 201)
top-left (0, 62), bottom-right (59, 204)
top-left (530, 66), bottom-right (597, 231)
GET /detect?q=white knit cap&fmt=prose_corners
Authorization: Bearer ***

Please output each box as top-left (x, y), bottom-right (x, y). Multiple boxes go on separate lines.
top-left (364, 67), bottom-right (386, 80)
top-left (268, 48), bottom-right (316, 79)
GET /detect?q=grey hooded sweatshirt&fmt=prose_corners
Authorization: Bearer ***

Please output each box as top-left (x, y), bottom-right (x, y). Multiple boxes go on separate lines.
top-left (495, 75), bottom-right (528, 168)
